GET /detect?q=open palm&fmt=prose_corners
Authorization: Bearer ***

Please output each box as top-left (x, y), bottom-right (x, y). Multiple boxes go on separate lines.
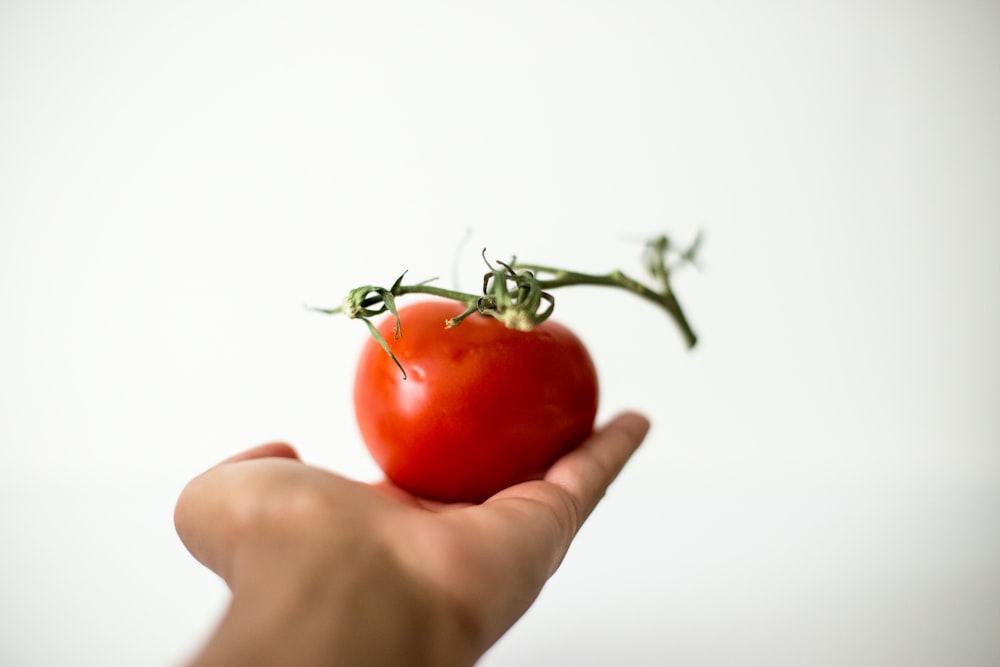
top-left (175, 412), bottom-right (649, 666)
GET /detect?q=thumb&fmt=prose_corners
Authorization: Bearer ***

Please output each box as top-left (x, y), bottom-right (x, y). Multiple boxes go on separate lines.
top-left (174, 442), bottom-right (301, 581)
top-left (220, 442), bottom-right (301, 464)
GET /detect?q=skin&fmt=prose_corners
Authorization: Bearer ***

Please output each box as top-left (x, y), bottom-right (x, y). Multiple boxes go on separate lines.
top-left (175, 411), bottom-right (650, 667)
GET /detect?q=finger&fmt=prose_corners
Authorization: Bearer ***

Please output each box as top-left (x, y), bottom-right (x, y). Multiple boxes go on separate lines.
top-left (221, 441), bottom-right (300, 464)
top-left (481, 411), bottom-right (650, 580)
top-left (543, 411), bottom-right (650, 532)
top-left (174, 444), bottom-right (302, 580)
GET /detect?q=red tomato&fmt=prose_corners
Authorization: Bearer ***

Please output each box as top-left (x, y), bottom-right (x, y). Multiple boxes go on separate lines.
top-left (354, 299), bottom-right (599, 503)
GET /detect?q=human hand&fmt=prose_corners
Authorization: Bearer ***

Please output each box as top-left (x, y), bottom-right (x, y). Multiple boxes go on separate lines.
top-left (174, 411), bottom-right (650, 667)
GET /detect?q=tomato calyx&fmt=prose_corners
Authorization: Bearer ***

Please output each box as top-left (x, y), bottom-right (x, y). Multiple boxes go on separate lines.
top-left (447, 254), bottom-right (555, 331)
top-left (311, 231), bottom-right (702, 377)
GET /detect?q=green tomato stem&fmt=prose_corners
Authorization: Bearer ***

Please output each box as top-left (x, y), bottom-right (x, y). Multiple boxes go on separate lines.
top-left (311, 233), bottom-right (701, 367)
top-left (368, 284), bottom-right (481, 311)
top-left (513, 265), bottom-right (698, 348)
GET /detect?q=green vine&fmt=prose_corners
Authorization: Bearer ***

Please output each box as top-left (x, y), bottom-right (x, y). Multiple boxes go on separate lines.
top-left (311, 232), bottom-right (701, 378)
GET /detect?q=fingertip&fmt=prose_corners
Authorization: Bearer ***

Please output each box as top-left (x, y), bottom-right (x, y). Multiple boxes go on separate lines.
top-left (601, 411), bottom-right (651, 447)
top-left (222, 442), bottom-right (301, 464)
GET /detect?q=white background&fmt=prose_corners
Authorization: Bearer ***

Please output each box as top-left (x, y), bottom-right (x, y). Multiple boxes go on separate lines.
top-left (2, 2), bottom-right (998, 665)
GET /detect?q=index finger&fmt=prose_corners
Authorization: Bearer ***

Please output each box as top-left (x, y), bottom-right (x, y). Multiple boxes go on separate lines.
top-left (543, 411), bottom-right (650, 532)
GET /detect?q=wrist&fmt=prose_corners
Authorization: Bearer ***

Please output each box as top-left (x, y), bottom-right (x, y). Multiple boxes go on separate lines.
top-left (189, 541), bottom-right (477, 667)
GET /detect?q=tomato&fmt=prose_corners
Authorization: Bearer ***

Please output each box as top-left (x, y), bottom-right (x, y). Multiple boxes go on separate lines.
top-left (353, 299), bottom-right (599, 503)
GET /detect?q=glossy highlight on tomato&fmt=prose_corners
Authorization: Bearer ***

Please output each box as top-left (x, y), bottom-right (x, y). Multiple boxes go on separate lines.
top-left (353, 299), bottom-right (599, 503)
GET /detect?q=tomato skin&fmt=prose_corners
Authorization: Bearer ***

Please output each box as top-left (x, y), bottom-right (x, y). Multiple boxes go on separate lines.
top-left (353, 300), bottom-right (599, 503)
